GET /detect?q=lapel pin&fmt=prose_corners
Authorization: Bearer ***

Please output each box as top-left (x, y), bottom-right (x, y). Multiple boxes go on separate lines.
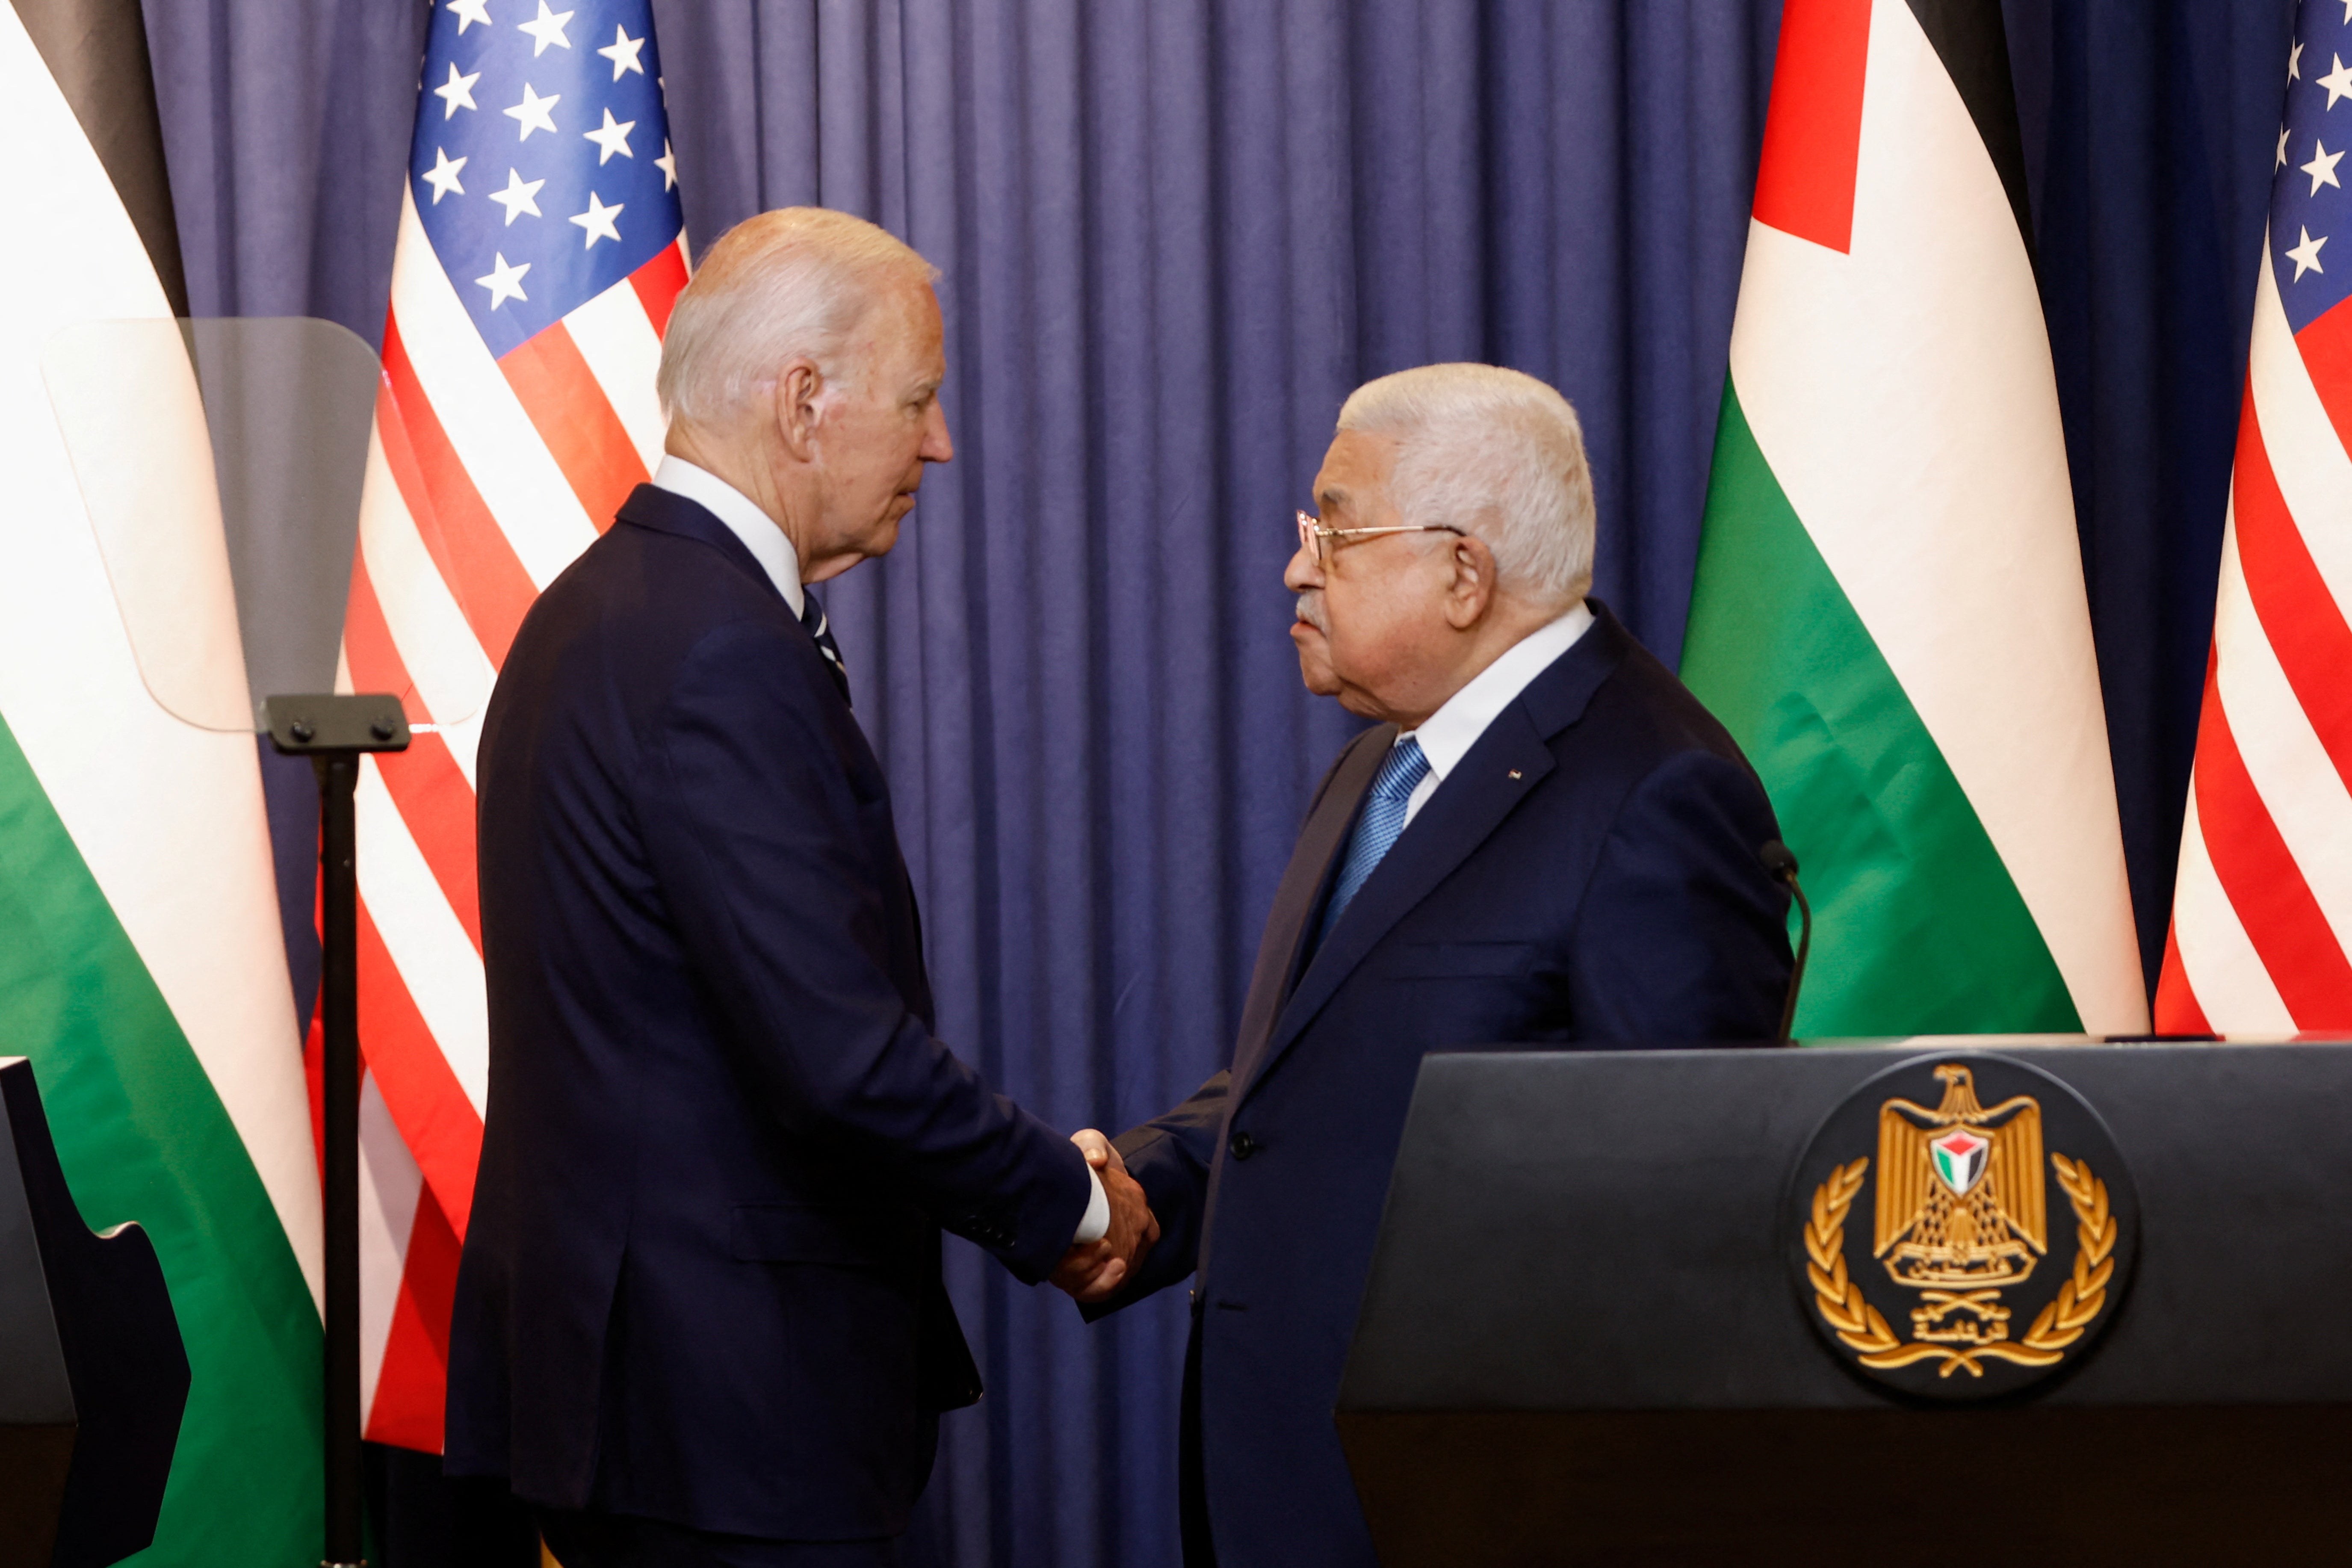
top-left (1508, 769), bottom-right (1523, 780)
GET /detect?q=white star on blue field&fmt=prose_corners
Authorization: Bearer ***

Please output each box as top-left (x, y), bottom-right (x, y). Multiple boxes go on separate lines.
top-left (410, 0), bottom-right (683, 357)
top-left (2274, 0), bottom-right (2352, 333)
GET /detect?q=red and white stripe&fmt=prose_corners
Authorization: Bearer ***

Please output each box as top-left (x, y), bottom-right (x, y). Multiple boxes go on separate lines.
top-left (339, 185), bottom-right (686, 1452)
top-left (2157, 232), bottom-right (2352, 1036)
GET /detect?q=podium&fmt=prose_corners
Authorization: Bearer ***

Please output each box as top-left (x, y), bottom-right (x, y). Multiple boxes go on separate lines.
top-left (0, 1058), bottom-right (189, 1567)
top-left (1337, 1042), bottom-right (2352, 1563)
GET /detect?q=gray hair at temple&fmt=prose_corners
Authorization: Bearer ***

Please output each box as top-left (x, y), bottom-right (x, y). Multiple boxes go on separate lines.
top-left (1336, 363), bottom-right (1597, 609)
top-left (656, 207), bottom-right (940, 428)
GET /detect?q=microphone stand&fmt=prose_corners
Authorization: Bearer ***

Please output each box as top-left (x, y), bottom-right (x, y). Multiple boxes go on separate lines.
top-left (1760, 840), bottom-right (1812, 1045)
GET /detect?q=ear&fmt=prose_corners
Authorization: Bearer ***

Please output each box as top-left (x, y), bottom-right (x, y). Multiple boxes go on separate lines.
top-left (1442, 533), bottom-right (1497, 631)
top-left (771, 357), bottom-right (827, 461)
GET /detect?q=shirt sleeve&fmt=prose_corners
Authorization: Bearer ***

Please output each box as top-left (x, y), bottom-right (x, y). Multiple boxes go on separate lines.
top-left (1072, 1164), bottom-right (1109, 1245)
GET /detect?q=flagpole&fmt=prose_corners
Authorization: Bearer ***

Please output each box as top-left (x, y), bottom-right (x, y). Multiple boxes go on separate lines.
top-left (266, 695), bottom-right (412, 1568)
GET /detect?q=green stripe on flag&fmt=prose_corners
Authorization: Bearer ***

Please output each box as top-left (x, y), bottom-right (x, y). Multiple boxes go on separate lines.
top-left (0, 714), bottom-right (317, 1565)
top-left (1682, 381), bottom-right (2080, 1036)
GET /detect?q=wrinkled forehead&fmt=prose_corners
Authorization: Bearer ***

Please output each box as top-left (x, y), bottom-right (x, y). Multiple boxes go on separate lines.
top-left (836, 280), bottom-right (946, 388)
top-left (1313, 428), bottom-right (1400, 516)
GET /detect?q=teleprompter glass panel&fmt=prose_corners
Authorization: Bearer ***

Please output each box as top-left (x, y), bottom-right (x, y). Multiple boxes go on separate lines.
top-left (39, 318), bottom-right (486, 732)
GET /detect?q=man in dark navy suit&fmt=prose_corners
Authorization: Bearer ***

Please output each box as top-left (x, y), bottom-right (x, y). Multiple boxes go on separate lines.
top-left (1072, 365), bottom-right (1793, 1567)
top-left (447, 209), bottom-right (1156, 1568)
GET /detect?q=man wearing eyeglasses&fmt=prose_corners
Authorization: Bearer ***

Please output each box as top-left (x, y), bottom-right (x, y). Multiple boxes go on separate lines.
top-left (1068, 363), bottom-right (1794, 1567)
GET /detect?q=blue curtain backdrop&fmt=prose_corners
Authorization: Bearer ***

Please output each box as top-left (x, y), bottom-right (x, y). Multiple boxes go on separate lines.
top-left (136, 2), bottom-right (2294, 1564)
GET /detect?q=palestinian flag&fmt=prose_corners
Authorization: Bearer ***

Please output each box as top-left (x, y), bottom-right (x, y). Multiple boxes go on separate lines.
top-left (1681, 0), bottom-right (2147, 1036)
top-left (0, 1), bottom-right (322, 1561)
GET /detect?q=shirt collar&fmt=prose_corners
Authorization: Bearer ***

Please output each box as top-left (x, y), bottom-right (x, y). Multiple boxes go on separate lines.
top-left (1405, 600), bottom-right (1596, 783)
top-left (651, 455), bottom-right (805, 617)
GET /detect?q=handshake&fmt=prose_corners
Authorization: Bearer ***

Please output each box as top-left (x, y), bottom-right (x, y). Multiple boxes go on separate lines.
top-left (1050, 1130), bottom-right (1160, 1303)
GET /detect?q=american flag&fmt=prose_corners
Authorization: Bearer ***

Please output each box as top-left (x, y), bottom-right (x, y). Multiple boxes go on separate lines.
top-left (330, 0), bottom-right (686, 1450)
top-left (2157, 0), bottom-right (2352, 1034)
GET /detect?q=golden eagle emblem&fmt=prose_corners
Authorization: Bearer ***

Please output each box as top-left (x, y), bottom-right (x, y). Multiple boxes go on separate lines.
top-left (1873, 1064), bottom-right (2047, 1288)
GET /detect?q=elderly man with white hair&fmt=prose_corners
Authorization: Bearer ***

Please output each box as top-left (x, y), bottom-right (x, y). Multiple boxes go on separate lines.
top-left (446, 208), bottom-right (1156, 1568)
top-left (1075, 364), bottom-right (1794, 1568)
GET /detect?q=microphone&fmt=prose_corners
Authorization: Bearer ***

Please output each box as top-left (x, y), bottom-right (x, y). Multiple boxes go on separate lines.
top-left (1759, 840), bottom-right (1811, 1045)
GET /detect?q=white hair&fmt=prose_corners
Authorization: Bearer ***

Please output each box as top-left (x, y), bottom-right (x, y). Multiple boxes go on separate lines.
top-left (1336, 363), bottom-right (1596, 608)
top-left (656, 207), bottom-right (940, 427)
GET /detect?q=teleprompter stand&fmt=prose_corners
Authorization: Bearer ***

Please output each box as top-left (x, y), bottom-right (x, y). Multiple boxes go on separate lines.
top-left (266, 694), bottom-right (411, 1568)
top-left (1337, 1042), bottom-right (2352, 1565)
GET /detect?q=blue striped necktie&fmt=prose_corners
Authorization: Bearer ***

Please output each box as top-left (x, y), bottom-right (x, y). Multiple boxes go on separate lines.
top-left (1319, 736), bottom-right (1430, 941)
top-left (801, 594), bottom-right (851, 706)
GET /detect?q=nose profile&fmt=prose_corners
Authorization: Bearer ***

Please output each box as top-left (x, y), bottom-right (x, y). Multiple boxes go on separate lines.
top-left (1284, 542), bottom-right (1323, 593)
top-left (922, 399), bottom-right (954, 464)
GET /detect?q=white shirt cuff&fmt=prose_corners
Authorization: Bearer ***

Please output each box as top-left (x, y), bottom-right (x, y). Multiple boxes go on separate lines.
top-left (1072, 1163), bottom-right (1110, 1245)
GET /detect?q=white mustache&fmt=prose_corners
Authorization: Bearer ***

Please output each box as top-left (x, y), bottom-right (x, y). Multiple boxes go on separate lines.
top-left (1294, 593), bottom-right (1328, 633)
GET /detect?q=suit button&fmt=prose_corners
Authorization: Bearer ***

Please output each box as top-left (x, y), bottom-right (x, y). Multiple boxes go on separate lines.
top-left (1229, 1131), bottom-right (1259, 1162)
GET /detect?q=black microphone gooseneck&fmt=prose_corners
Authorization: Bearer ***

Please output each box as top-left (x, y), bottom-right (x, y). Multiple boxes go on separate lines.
top-left (1759, 839), bottom-right (1811, 1045)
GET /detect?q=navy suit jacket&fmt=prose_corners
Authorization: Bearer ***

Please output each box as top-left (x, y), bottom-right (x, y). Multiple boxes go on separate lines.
top-left (446, 484), bottom-right (1093, 1541)
top-left (1099, 603), bottom-right (1792, 1568)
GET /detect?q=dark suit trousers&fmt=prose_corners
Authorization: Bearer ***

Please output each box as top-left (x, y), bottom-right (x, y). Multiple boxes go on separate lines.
top-left (1179, 1310), bottom-right (1219, 1568)
top-left (535, 1509), bottom-right (901, 1568)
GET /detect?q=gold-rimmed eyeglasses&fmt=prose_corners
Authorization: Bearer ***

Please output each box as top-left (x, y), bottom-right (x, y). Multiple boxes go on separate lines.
top-left (1294, 509), bottom-right (1464, 565)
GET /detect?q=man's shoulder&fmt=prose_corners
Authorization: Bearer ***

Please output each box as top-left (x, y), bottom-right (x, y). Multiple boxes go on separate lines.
top-left (1589, 634), bottom-right (1746, 758)
top-left (1522, 610), bottom-right (1746, 769)
top-left (484, 508), bottom-right (810, 785)
top-left (515, 508), bottom-right (791, 671)
top-left (1502, 618), bottom-right (1770, 858)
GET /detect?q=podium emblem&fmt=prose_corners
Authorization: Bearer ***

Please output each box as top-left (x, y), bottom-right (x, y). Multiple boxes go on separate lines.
top-left (1788, 1052), bottom-right (2138, 1399)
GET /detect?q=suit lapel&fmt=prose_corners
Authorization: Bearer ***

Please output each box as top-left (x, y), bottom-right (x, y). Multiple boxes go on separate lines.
top-left (1226, 728), bottom-right (1392, 1096)
top-left (1245, 712), bottom-right (1553, 1093)
top-left (1239, 605), bottom-right (1635, 1099)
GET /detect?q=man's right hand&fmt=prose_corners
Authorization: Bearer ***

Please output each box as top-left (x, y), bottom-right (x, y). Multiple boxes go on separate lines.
top-left (1052, 1130), bottom-right (1158, 1302)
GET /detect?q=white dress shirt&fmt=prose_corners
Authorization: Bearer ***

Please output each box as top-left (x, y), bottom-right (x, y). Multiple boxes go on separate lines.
top-left (650, 455), bottom-right (1111, 1246)
top-left (1398, 600), bottom-right (1596, 827)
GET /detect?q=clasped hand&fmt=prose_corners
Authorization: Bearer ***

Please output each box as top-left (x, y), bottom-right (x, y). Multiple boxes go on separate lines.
top-left (1050, 1130), bottom-right (1158, 1303)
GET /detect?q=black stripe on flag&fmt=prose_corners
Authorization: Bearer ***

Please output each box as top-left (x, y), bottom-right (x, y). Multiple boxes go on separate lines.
top-left (1905, 0), bottom-right (2037, 269)
top-left (11, 0), bottom-right (187, 314)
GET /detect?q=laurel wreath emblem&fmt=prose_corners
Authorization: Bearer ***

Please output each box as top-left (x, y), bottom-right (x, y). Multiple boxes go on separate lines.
top-left (2021, 1153), bottom-right (2118, 1352)
top-left (1803, 1158), bottom-right (1906, 1357)
top-left (1804, 1152), bottom-right (2116, 1378)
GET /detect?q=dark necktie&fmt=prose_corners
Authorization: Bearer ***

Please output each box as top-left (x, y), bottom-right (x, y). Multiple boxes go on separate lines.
top-left (801, 594), bottom-right (851, 706)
